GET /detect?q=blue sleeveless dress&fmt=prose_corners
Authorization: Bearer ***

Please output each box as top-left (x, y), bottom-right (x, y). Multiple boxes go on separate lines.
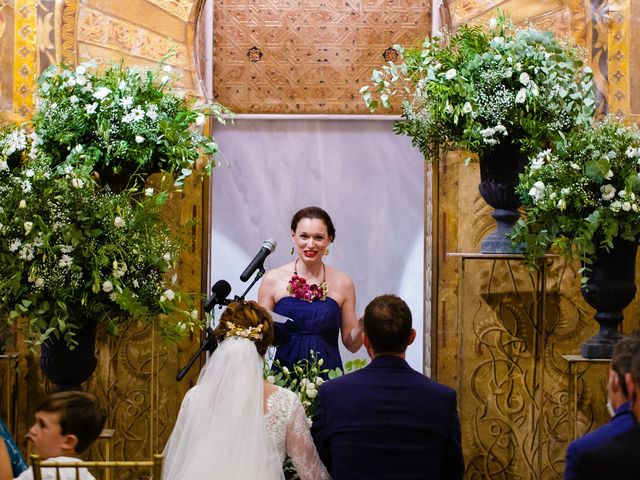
top-left (273, 296), bottom-right (342, 376)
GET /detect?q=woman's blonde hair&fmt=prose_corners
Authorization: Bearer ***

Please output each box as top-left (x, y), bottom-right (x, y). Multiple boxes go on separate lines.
top-left (214, 301), bottom-right (274, 356)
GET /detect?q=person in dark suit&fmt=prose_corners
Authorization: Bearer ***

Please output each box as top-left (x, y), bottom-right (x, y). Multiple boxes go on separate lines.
top-left (573, 346), bottom-right (640, 479)
top-left (564, 331), bottom-right (640, 480)
top-left (311, 294), bottom-right (464, 480)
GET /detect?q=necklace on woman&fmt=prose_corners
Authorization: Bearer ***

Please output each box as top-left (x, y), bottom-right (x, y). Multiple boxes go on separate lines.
top-left (288, 259), bottom-right (328, 302)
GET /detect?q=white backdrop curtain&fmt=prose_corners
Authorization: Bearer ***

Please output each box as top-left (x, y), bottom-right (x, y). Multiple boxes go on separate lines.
top-left (209, 118), bottom-right (427, 371)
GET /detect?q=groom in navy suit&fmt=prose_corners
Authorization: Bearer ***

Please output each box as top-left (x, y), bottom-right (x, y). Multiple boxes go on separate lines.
top-left (311, 294), bottom-right (464, 480)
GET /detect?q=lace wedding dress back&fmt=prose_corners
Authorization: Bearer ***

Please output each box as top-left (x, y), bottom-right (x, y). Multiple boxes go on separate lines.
top-left (162, 337), bottom-right (329, 480)
top-left (265, 387), bottom-right (330, 480)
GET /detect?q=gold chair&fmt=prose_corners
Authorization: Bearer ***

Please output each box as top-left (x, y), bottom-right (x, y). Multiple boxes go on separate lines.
top-left (30, 453), bottom-right (163, 480)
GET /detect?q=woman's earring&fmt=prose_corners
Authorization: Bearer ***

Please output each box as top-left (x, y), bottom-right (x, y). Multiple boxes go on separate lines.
top-left (290, 246), bottom-right (294, 255)
top-left (325, 248), bottom-right (330, 256)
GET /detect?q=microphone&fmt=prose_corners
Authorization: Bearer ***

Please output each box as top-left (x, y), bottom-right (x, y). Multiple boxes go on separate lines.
top-left (240, 239), bottom-right (277, 282)
top-left (203, 279), bottom-right (232, 313)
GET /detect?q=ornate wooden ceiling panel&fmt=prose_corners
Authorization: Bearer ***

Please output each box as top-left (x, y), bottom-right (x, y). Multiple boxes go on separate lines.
top-left (212, 0), bottom-right (432, 114)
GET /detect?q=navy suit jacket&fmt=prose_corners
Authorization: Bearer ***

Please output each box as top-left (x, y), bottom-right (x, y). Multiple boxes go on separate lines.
top-left (573, 424), bottom-right (640, 479)
top-left (564, 401), bottom-right (636, 480)
top-left (311, 355), bottom-right (464, 480)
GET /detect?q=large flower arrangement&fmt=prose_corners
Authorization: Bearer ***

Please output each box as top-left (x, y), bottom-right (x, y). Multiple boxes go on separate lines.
top-left (0, 133), bottom-right (200, 348)
top-left (31, 60), bottom-right (231, 188)
top-left (511, 118), bottom-right (640, 280)
top-left (0, 56), bottom-right (232, 349)
top-left (361, 15), bottom-right (595, 162)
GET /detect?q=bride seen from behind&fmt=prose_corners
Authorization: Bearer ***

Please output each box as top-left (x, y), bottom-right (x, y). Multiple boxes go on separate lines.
top-left (162, 301), bottom-right (330, 480)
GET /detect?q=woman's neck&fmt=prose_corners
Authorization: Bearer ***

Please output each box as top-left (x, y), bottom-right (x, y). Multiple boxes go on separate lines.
top-left (295, 258), bottom-right (324, 280)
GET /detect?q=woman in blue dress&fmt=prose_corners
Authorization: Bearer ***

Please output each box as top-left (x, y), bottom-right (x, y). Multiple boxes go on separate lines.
top-left (258, 207), bottom-right (362, 375)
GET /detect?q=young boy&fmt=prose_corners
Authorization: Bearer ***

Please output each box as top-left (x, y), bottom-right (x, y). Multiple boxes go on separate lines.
top-left (16, 391), bottom-right (106, 480)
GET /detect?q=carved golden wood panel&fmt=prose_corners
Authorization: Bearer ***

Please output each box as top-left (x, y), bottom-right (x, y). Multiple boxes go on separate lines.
top-left (435, 2), bottom-right (640, 477)
top-left (211, 0), bottom-right (431, 114)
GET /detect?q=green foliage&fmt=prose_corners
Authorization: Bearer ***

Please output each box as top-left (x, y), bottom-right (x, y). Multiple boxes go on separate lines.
top-left (0, 154), bottom-right (204, 348)
top-left (362, 14), bottom-right (595, 162)
top-left (511, 117), bottom-right (640, 282)
top-left (264, 350), bottom-right (367, 418)
top-left (31, 60), bottom-right (232, 187)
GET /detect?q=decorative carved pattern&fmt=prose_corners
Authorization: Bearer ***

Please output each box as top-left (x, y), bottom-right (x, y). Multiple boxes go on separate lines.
top-left (212, 0), bottom-right (431, 114)
top-left (76, 8), bottom-right (189, 67)
top-left (146, 0), bottom-right (192, 21)
top-left (13, 0), bottom-right (37, 118)
top-left (608, 0), bottom-right (630, 117)
top-left (60, 0), bottom-right (78, 65)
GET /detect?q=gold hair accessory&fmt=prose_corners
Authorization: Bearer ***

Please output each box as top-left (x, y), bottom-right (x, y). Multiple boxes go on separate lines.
top-left (225, 321), bottom-right (264, 341)
top-left (290, 246), bottom-right (294, 255)
top-left (325, 248), bottom-right (330, 256)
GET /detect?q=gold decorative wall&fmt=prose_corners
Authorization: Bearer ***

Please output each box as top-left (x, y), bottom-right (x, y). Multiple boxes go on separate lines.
top-left (434, 1), bottom-right (640, 478)
top-left (211, 0), bottom-right (431, 113)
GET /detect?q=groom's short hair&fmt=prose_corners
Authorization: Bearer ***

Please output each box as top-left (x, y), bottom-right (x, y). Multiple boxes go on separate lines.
top-left (364, 294), bottom-right (412, 354)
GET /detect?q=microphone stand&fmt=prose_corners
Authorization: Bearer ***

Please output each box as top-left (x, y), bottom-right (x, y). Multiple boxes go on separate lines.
top-left (175, 268), bottom-right (265, 381)
top-left (237, 268), bottom-right (264, 301)
top-left (176, 326), bottom-right (218, 381)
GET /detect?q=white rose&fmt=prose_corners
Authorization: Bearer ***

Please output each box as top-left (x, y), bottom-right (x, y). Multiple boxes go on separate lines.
top-left (462, 102), bottom-right (472, 114)
top-left (135, 135), bottom-right (145, 144)
top-left (114, 216), bottom-right (126, 228)
top-left (163, 289), bottom-right (175, 301)
top-left (35, 278), bottom-right (44, 288)
top-left (102, 280), bottom-right (113, 293)
top-left (19, 200), bottom-right (27, 209)
top-left (195, 114), bottom-right (206, 126)
top-left (71, 178), bottom-right (84, 189)
top-left (266, 375), bottom-right (275, 384)
top-left (605, 170), bottom-right (614, 180)
top-left (489, 17), bottom-right (498, 29)
top-left (75, 65), bottom-right (87, 75)
top-left (163, 252), bottom-right (171, 262)
top-left (519, 72), bottom-right (530, 85)
top-left (610, 201), bottom-right (622, 212)
top-left (528, 181), bottom-right (545, 202)
top-left (24, 221), bottom-right (33, 235)
top-left (145, 188), bottom-right (154, 196)
top-left (93, 87), bottom-right (112, 100)
top-left (601, 184), bottom-right (616, 201)
top-left (556, 199), bottom-right (567, 210)
top-left (515, 88), bottom-right (527, 104)
top-left (444, 68), bottom-right (457, 80)
top-left (622, 202), bottom-right (632, 211)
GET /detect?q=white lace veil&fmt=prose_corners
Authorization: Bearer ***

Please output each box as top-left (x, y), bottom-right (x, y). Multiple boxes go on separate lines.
top-left (162, 337), bottom-right (285, 480)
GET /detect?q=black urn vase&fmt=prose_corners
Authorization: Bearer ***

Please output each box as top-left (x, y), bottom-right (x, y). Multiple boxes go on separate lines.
top-left (39, 319), bottom-right (98, 391)
top-left (580, 238), bottom-right (638, 359)
top-left (478, 141), bottom-right (528, 253)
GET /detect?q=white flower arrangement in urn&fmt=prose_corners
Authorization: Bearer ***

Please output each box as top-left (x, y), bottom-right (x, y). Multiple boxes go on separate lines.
top-left (512, 117), bottom-right (640, 280)
top-left (361, 14), bottom-right (595, 162)
top-left (0, 57), bottom-right (231, 350)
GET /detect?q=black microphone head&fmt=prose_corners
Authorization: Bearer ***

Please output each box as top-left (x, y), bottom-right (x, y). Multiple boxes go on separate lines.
top-left (262, 238), bottom-right (277, 253)
top-left (211, 279), bottom-right (232, 298)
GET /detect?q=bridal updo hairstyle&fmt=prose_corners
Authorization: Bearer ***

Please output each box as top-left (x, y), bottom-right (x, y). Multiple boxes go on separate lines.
top-left (214, 301), bottom-right (274, 356)
top-left (291, 206), bottom-right (336, 242)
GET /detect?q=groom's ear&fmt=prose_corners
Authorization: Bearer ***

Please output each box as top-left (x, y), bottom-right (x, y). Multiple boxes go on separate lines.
top-left (363, 332), bottom-right (373, 357)
top-left (407, 328), bottom-right (417, 346)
